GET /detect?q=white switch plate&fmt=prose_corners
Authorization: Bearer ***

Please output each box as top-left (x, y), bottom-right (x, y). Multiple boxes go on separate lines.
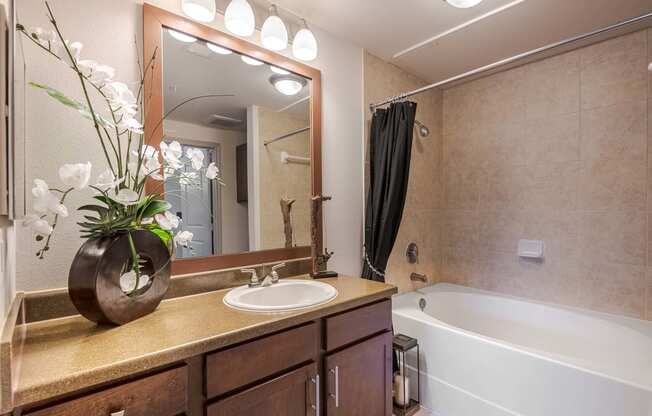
top-left (518, 239), bottom-right (544, 259)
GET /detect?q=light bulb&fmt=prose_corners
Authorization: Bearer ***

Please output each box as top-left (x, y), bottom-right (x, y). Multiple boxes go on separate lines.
top-left (207, 42), bottom-right (232, 55)
top-left (167, 29), bottom-right (197, 43)
top-left (224, 0), bottom-right (255, 37)
top-left (292, 20), bottom-right (318, 61)
top-left (444, 0), bottom-right (484, 8)
top-left (270, 65), bottom-right (290, 75)
top-left (261, 5), bottom-right (288, 51)
top-left (270, 74), bottom-right (306, 96)
top-left (181, 0), bottom-right (216, 22)
top-left (241, 55), bottom-right (264, 66)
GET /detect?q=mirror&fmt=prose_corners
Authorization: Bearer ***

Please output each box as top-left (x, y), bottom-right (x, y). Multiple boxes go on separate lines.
top-left (162, 27), bottom-right (312, 258)
top-left (144, 4), bottom-right (322, 274)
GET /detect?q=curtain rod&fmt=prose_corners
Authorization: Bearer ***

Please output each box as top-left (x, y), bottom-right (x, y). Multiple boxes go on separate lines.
top-left (264, 126), bottom-right (311, 146)
top-left (369, 11), bottom-right (652, 111)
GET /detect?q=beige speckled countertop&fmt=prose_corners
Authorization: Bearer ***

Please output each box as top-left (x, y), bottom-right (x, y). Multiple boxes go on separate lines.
top-left (11, 275), bottom-right (396, 409)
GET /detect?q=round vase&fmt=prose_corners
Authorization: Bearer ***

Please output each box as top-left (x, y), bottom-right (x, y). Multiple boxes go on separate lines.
top-left (68, 230), bottom-right (172, 325)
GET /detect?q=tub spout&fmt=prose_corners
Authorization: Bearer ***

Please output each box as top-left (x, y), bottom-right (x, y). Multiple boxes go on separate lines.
top-left (410, 272), bottom-right (427, 283)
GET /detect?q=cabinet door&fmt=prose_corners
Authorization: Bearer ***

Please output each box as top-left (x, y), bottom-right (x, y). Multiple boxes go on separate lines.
top-left (324, 332), bottom-right (392, 416)
top-left (207, 363), bottom-right (319, 416)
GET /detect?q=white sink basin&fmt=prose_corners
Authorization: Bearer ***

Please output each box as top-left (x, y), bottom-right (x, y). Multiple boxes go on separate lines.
top-left (223, 279), bottom-right (338, 312)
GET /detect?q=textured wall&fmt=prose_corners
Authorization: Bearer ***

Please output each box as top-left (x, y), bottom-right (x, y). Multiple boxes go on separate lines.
top-left (257, 107), bottom-right (311, 249)
top-left (364, 29), bottom-right (652, 320)
top-left (441, 29), bottom-right (652, 320)
top-left (363, 52), bottom-right (443, 294)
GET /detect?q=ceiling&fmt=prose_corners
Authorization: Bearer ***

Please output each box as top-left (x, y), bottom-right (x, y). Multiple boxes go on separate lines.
top-left (162, 29), bottom-right (310, 130)
top-left (264, 0), bottom-right (652, 84)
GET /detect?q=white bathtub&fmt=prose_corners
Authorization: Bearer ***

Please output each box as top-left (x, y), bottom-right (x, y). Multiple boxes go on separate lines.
top-left (392, 283), bottom-right (652, 416)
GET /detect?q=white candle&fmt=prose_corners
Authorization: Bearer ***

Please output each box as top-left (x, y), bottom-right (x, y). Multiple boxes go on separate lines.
top-left (394, 373), bottom-right (410, 406)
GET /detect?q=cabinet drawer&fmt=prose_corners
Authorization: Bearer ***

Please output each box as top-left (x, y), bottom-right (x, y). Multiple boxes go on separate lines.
top-left (324, 300), bottom-right (391, 351)
top-left (25, 366), bottom-right (188, 416)
top-left (206, 322), bottom-right (318, 398)
top-left (206, 363), bottom-right (318, 416)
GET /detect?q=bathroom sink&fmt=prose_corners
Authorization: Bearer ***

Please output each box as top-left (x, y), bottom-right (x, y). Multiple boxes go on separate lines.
top-left (223, 280), bottom-right (338, 312)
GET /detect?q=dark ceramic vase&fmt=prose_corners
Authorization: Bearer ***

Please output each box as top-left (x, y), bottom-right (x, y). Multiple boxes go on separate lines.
top-left (68, 230), bottom-right (171, 325)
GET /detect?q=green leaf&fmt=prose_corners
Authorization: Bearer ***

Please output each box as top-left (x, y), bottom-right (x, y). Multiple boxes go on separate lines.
top-left (29, 82), bottom-right (114, 128)
top-left (148, 227), bottom-right (173, 248)
top-left (140, 199), bottom-right (171, 219)
top-left (78, 204), bottom-right (109, 215)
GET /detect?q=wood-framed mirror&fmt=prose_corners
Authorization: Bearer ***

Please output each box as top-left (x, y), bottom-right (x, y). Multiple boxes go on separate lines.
top-left (143, 4), bottom-right (322, 275)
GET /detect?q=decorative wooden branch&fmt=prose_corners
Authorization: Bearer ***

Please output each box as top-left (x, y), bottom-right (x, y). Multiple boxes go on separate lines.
top-left (311, 195), bottom-right (333, 274)
top-left (280, 197), bottom-right (296, 248)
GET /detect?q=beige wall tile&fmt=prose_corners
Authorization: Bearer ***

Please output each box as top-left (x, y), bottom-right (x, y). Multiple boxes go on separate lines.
top-left (578, 209), bottom-right (646, 267)
top-left (525, 51), bottom-right (580, 120)
top-left (579, 157), bottom-right (646, 211)
top-left (578, 262), bottom-right (647, 318)
top-left (525, 113), bottom-right (580, 165)
top-left (580, 31), bottom-right (648, 110)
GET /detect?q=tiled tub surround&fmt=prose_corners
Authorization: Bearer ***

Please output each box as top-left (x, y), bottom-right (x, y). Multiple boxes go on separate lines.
top-left (363, 52), bottom-right (443, 294)
top-left (365, 28), bottom-right (652, 320)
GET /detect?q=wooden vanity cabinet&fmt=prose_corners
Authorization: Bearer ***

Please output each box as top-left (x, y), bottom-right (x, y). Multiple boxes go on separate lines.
top-left (18, 298), bottom-right (393, 416)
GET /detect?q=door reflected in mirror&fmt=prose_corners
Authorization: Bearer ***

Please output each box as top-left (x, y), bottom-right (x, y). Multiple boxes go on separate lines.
top-left (162, 28), bottom-right (312, 259)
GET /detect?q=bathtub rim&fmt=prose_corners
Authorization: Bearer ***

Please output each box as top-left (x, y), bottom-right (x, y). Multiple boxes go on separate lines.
top-left (392, 283), bottom-right (652, 394)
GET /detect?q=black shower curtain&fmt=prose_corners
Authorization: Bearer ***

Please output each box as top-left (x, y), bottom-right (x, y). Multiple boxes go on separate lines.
top-left (362, 101), bottom-right (416, 282)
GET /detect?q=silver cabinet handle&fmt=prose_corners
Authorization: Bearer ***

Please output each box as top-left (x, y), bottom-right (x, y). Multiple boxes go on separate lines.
top-left (329, 366), bottom-right (339, 408)
top-left (110, 411), bottom-right (125, 416)
top-left (310, 374), bottom-right (320, 415)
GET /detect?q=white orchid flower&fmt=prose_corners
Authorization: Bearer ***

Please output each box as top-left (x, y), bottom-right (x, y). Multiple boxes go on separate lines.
top-left (32, 27), bottom-right (57, 44)
top-left (55, 40), bottom-right (83, 66)
top-left (132, 144), bottom-right (157, 161)
top-left (160, 141), bottom-right (184, 170)
top-left (174, 230), bottom-right (193, 248)
top-left (104, 81), bottom-right (137, 110)
top-left (144, 152), bottom-right (163, 180)
top-left (155, 211), bottom-right (180, 230)
top-left (94, 170), bottom-right (125, 191)
top-left (31, 179), bottom-right (68, 216)
top-left (78, 60), bottom-right (115, 85)
top-left (205, 162), bottom-right (219, 180)
top-left (58, 162), bottom-right (92, 190)
top-left (23, 214), bottom-right (53, 237)
top-left (113, 188), bottom-right (141, 206)
top-left (119, 116), bottom-right (143, 135)
top-left (185, 147), bottom-right (204, 170)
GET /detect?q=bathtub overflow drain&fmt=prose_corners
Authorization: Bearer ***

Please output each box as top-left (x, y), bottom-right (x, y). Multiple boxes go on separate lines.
top-left (419, 298), bottom-right (426, 311)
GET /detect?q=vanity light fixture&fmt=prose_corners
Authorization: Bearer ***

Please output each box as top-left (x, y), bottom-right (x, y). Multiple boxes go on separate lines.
top-left (270, 74), bottom-right (307, 96)
top-left (444, 0), bottom-right (484, 8)
top-left (206, 42), bottom-right (232, 55)
top-left (181, 0), bottom-right (216, 22)
top-left (224, 0), bottom-right (256, 37)
top-left (261, 5), bottom-right (288, 51)
top-left (167, 28), bottom-right (197, 43)
top-left (270, 65), bottom-right (290, 75)
top-left (292, 19), bottom-right (318, 61)
top-left (241, 55), bottom-right (264, 66)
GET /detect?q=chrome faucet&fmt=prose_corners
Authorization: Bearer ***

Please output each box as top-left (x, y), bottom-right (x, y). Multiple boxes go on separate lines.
top-left (241, 268), bottom-right (260, 287)
top-left (261, 263), bottom-right (286, 286)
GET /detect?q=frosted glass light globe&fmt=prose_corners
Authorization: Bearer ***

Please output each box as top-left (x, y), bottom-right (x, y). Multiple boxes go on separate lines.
top-left (181, 0), bottom-right (216, 22)
top-left (270, 74), bottom-right (306, 96)
top-left (444, 0), bottom-right (484, 8)
top-left (207, 42), bottom-right (232, 55)
top-left (224, 0), bottom-right (255, 37)
top-left (270, 65), bottom-right (290, 75)
top-left (167, 29), bottom-right (197, 43)
top-left (292, 22), bottom-right (318, 61)
top-left (261, 11), bottom-right (288, 51)
top-left (241, 55), bottom-right (264, 66)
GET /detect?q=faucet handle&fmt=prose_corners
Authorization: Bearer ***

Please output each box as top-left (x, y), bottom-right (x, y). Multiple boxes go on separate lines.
top-left (271, 263), bottom-right (286, 271)
top-left (270, 262), bottom-right (286, 283)
top-left (241, 268), bottom-right (260, 287)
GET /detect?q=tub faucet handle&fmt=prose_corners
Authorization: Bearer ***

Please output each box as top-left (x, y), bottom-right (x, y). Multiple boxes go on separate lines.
top-left (410, 272), bottom-right (427, 283)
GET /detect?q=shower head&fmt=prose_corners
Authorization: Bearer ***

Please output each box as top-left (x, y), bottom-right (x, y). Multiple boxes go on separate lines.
top-left (415, 120), bottom-right (430, 138)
